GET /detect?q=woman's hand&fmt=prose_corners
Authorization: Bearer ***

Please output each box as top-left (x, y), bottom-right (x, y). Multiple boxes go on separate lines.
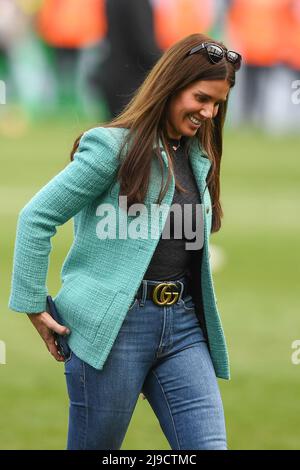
top-left (27, 311), bottom-right (70, 362)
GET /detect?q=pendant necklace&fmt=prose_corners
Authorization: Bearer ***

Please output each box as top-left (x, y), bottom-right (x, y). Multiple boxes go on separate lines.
top-left (169, 138), bottom-right (181, 152)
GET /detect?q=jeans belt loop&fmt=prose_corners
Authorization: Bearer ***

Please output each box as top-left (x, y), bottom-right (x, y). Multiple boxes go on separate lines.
top-left (140, 280), bottom-right (147, 307)
top-left (177, 280), bottom-right (184, 299)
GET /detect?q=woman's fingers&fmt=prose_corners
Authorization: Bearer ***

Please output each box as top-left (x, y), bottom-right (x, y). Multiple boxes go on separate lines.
top-left (28, 311), bottom-right (70, 336)
top-left (44, 335), bottom-right (65, 362)
top-left (27, 311), bottom-right (70, 362)
top-left (41, 312), bottom-right (70, 336)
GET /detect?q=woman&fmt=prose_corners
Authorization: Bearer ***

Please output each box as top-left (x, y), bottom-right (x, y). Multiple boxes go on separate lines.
top-left (8, 33), bottom-right (242, 450)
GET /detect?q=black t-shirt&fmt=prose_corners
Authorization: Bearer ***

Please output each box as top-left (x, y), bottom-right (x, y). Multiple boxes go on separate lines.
top-left (143, 136), bottom-right (204, 281)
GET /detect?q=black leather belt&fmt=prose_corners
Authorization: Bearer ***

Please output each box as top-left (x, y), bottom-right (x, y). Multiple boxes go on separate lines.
top-left (135, 277), bottom-right (192, 306)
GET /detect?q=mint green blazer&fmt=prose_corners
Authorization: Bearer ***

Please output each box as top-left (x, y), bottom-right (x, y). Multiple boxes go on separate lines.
top-left (8, 127), bottom-right (230, 379)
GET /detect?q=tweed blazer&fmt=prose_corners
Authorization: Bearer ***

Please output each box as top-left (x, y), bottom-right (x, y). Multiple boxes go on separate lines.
top-left (8, 126), bottom-right (230, 379)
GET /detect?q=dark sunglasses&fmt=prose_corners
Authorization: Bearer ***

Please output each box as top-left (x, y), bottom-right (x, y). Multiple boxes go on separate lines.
top-left (186, 42), bottom-right (242, 71)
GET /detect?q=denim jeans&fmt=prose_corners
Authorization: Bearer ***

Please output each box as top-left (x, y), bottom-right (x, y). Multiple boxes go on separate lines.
top-left (64, 277), bottom-right (227, 450)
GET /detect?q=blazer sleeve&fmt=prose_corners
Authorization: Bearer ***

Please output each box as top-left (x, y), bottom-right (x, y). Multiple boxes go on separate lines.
top-left (8, 127), bottom-right (119, 314)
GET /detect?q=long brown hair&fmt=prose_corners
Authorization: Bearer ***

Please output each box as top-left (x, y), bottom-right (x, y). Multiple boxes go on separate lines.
top-left (70, 33), bottom-right (237, 232)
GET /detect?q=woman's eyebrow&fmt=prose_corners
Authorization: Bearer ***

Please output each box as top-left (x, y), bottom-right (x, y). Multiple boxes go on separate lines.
top-left (196, 91), bottom-right (227, 102)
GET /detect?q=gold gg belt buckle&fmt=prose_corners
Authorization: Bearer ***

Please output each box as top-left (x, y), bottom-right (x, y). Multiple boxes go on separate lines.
top-left (152, 282), bottom-right (180, 306)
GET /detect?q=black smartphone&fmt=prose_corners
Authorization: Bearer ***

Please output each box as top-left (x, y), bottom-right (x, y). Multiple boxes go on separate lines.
top-left (45, 295), bottom-right (71, 360)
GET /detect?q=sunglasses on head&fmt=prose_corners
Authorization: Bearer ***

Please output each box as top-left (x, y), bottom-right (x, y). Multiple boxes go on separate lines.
top-left (186, 42), bottom-right (242, 71)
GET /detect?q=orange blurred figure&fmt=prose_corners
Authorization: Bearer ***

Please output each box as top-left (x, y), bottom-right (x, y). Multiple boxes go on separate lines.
top-left (153, 0), bottom-right (214, 50)
top-left (36, 0), bottom-right (106, 48)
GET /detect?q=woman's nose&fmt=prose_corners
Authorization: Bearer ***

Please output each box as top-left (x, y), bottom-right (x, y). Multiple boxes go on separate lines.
top-left (200, 104), bottom-right (215, 119)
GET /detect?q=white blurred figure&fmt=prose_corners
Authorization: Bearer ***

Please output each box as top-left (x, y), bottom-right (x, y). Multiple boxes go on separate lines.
top-left (209, 244), bottom-right (227, 273)
top-left (262, 65), bottom-right (300, 135)
top-left (0, 0), bottom-right (57, 127)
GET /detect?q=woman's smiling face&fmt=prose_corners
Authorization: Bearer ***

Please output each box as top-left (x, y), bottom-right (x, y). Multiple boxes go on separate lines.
top-left (165, 79), bottom-right (230, 139)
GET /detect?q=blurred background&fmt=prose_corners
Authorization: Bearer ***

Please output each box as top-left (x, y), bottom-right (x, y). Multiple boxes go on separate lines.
top-left (1, 0), bottom-right (300, 450)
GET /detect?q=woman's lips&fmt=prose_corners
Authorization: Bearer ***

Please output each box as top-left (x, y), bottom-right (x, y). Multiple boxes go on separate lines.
top-left (187, 115), bottom-right (202, 127)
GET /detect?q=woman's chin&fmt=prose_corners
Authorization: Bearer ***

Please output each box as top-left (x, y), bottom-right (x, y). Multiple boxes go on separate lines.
top-left (182, 125), bottom-right (201, 137)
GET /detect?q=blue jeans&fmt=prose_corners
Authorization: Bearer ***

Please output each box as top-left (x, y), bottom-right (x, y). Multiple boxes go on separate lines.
top-left (64, 277), bottom-right (227, 450)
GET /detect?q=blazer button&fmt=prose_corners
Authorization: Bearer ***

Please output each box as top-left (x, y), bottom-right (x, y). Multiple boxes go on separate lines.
top-left (206, 206), bottom-right (210, 214)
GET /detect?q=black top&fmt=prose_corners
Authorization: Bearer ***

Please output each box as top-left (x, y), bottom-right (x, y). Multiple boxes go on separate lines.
top-left (143, 136), bottom-right (204, 281)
